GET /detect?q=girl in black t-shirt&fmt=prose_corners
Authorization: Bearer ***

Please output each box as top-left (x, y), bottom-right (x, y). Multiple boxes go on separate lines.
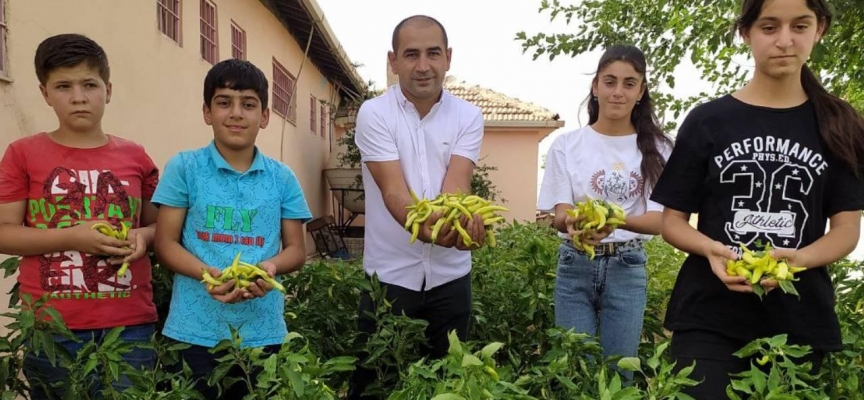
top-left (650, 0), bottom-right (864, 398)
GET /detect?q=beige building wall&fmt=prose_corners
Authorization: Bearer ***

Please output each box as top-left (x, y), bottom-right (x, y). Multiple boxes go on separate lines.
top-left (479, 129), bottom-right (544, 222)
top-left (0, 0), bottom-right (349, 320)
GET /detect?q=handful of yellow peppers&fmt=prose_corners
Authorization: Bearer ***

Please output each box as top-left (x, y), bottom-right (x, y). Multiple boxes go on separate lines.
top-left (726, 242), bottom-right (806, 298)
top-left (565, 198), bottom-right (627, 259)
top-left (200, 252), bottom-right (285, 293)
top-left (91, 222), bottom-right (131, 277)
top-left (404, 190), bottom-right (507, 248)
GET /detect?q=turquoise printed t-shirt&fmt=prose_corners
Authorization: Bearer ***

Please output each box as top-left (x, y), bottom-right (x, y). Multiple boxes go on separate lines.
top-left (152, 141), bottom-right (311, 347)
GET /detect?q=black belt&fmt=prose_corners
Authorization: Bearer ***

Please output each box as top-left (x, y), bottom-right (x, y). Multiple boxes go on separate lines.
top-left (564, 238), bottom-right (645, 256)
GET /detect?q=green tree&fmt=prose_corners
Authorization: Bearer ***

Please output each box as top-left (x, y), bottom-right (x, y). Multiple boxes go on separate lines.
top-left (516, 0), bottom-right (864, 129)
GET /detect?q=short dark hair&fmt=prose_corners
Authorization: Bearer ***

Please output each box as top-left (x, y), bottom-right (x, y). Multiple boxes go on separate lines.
top-left (34, 34), bottom-right (110, 86)
top-left (203, 59), bottom-right (269, 110)
top-left (391, 15), bottom-right (448, 52)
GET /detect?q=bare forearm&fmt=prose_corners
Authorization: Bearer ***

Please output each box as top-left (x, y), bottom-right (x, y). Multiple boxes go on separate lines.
top-left (441, 180), bottom-right (471, 196)
top-left (0, 225), bottom-right (75, 256)
top-left (624, 212), bottom-right (662, 235)
top-left (661, 216), bottom-right (714, 257)
top-left (797, 224), bottom-right (859, 269)
top-left (383, 192), bottom-right (413, 227)
top-left (553, 213), bottom-right (569, 234)
top-left (138, 225), bottom-right (156, 249)
top-left (154, 238), bottom-right (210, 279)
top-left (265, 244), bottom-right (307, 275)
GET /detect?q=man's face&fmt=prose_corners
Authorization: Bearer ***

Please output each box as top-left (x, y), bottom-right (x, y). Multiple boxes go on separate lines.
top-left (388, 22), bottom-right (451, 104)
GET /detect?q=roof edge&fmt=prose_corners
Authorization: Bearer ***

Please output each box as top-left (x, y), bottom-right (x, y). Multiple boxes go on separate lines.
top-left (272, 0), bottom-right (367, 99)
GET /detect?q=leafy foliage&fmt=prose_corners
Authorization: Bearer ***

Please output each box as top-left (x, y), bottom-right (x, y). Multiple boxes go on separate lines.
top-left (516, 0), bottom-right (864, 130)
top-left (2, 224), bottom-right (863, 398)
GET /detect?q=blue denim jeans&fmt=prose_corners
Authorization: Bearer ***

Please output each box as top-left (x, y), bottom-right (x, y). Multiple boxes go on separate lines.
top-left (24, 323), bottom-right (156, 400)
top-left (554, 241), bottom-right (648, 377)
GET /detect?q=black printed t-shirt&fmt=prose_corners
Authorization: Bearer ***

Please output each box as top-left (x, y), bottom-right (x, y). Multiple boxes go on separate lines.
top-left (650, 95), bottom-right (864, 351)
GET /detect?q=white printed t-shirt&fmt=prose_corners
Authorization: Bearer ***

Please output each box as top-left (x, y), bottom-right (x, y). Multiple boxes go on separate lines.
top-left (538, 125), bottom-right (669, 242)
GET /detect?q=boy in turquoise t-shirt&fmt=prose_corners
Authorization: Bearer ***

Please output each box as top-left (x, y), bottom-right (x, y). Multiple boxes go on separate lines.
top-left (152, 59), bottom-right (311, 398)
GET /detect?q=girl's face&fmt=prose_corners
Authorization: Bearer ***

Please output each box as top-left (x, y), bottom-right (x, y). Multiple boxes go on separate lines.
top-left (592, 60), bottom-right (645, 123)
top-left (742, 0), bottom-right (824, 79)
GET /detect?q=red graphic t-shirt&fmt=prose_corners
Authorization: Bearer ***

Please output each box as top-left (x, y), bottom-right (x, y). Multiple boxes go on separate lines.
top-left (0, 133), bottom-right (158, 329)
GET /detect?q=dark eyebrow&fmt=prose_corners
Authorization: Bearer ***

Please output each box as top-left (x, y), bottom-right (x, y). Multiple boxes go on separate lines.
top-left (214, 94), bottom-right (260, 102)
top-left (758, 15), bottom-right (816, 23)
top-left (402, 46), bottom-right (443, 55)
top-left (601, 74), bottom-right (639, 81)
top-left (53, 77), bottom-right (99, 85)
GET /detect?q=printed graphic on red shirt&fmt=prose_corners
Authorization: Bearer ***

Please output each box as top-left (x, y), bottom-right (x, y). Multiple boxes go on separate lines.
top-left (33, 168), bottom-right (142, 298)
top-left (590, 162), bottom-right (644, 203)
top-left (0, 134), bottom-right (158, 329)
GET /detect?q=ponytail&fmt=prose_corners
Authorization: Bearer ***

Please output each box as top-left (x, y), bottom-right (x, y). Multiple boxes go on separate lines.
top-left (802, 65), bottom-right (864, 175)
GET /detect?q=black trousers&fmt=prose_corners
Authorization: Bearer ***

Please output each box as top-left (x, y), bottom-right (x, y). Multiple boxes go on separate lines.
top-left (670, 329), bottom-right (824, 400)
top-left (348, 272), bottom-right (472, 399)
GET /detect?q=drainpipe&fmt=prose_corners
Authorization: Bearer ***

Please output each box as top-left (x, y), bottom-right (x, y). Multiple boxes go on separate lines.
top-left (279, 22), bottom-right (315, 162)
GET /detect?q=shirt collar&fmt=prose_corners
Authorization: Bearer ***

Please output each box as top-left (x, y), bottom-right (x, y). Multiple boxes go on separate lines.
top-left (392, 83), bottom-right (449, 109)
top-left (207, 140), bottom-right (265, 173)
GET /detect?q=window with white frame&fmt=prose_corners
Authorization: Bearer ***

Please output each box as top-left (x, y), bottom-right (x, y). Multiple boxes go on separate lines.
top-left (320, 104), bottom-right (327, 138)
top-left (200, 0), bottom-right (217, 64)
top-left (272, 60), bottom-right (296, 122)
top-left (157, 0), bottom-right (181, 44)
top-left (0, 0), bottom-right (7, 77)
top-left (230, 22), bottom-right (246, 60)
top-left (310, 96), bottom-right (317, 134)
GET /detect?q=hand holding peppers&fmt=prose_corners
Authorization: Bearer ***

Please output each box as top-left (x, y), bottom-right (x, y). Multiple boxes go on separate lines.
top-left (725, 242), bottom-right (807, 298)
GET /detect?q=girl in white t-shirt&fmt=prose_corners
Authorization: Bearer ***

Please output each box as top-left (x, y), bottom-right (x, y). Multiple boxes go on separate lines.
top-left (537, 44), bottom-right (671, 376)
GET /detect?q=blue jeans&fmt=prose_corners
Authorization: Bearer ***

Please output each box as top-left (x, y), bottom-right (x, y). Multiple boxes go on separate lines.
top-left (554, 241), bottom-right (648, 377)
top-left (24, 323), bottom-right (156, 399)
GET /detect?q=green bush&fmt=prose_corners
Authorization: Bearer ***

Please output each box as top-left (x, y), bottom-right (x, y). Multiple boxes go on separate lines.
top-left (1, 222), bottom-right (863, 399)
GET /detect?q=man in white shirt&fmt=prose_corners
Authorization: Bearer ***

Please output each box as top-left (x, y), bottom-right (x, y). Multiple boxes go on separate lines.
top-left (348, 15), bottom-right (486, 399)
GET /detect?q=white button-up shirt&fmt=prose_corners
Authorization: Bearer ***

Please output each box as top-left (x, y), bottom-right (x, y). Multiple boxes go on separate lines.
top-left (355, 84), bottom-right (484, 291)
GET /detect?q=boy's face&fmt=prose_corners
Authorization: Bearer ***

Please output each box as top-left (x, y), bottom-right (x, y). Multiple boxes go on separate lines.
top-left (40, 63), bottom-right (112, 134)
top-left (204, 87), bottom-right (270, 151)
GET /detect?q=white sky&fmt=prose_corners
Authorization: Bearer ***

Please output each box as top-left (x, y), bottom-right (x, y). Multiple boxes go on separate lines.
top-left (316, 0), bottom-right (864, 260)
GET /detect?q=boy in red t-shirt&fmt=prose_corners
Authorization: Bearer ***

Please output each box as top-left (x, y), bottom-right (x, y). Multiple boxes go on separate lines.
top-left (0, 34), bottom-right (159, 398)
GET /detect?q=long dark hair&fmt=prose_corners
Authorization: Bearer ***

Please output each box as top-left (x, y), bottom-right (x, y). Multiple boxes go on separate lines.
top-left (584, 44), bottom-right (672, 191)
top-left (737, 0), bottom-right (864, 174)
